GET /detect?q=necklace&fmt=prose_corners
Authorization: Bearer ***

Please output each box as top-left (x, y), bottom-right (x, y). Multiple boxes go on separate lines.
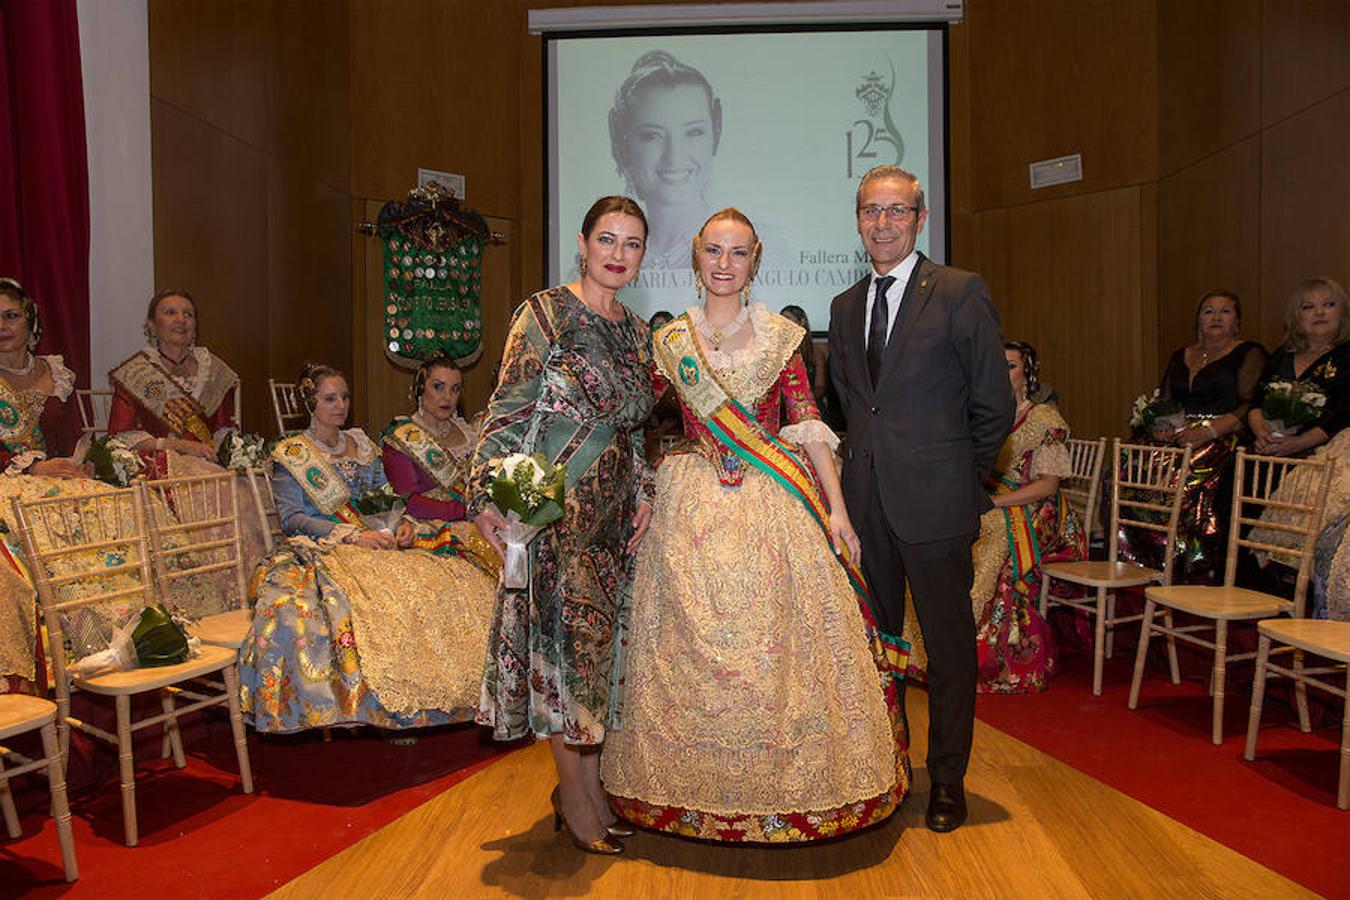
top-left (305, 426), bottom-right (347, 457)
top-left (159, 347), bottom-right (191, 368)
top-left (695, 304), bottom-right (750, 352)
top-left (1198, 339), bottom-right (1236, 367)
top-left (0, 352), bottom-right (35, 376)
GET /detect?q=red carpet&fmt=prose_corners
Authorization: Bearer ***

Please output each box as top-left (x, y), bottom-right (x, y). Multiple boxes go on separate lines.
top-left (1, 720), bottom-right (520, 898)
top-left (977, 615), bottom-right (1348, 899)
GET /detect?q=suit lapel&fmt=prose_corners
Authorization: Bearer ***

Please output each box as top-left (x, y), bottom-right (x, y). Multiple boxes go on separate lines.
top-left (877, 254), bottom-right (937, 385)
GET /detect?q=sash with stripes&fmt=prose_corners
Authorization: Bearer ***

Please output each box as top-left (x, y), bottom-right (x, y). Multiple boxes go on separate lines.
top-left (654, 315), bottom-right (908, 678)
top-left (383, 417), bottom-right (470, 504)
top-left (270, 434), bottom-right (363, 524)
top-left (109, 351), bottom-right (232, 444)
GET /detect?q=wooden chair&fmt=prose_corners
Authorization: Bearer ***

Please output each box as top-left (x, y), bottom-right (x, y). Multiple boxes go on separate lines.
top-left (10, 486), bottom-right (253, 847)
top-left (269, 378), bottom-right (306, 436)
top-left (1039, 440), bottom-right (1192, 695)
top-left (75, 388), bottom-right (113, 440)
top-left (1128, 450), bottom-right (1335, 744)
top-left (1244, 619), bottom-right (1350, 809)
top-left (0, 695), bottom-right (78, 881)
top-left (1062, 437), bottom-right (1108, 538)
top-left (142, 472), bottom-right (252, 651)
top-left (245, 464), bottom-right (284, 554)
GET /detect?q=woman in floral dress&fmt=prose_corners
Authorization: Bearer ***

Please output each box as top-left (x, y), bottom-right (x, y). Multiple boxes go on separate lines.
top-left (904, 341), bottom-right (1086, 692)
top-left (600, 209), bottom-right (907, 843)
top-left (471, 197), bottom-right (654, 854)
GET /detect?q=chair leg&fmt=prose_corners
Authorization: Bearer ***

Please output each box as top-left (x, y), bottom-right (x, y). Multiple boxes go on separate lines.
top-left (40, 721), bottom-right (78, 882)
top-left (56, 694), bottom-right (70, 769)
top-left (115, 694), bottom-right (138, 847)
top-left (1293, 649), bottom-right (1311, 733)
top-left (1244, 634), bottom-right (1272, 761)
top-left (161, 690), bottom-right (186, 768)
top-left (0, 754), bottom-right (20, 839)
top-left (1128, 598), bottom-right (1155, 710)
top-left (222, 665), bottom-right (254, 794)
top-left (1340, 667), bottom-right (1349, 811)
top-left (1162, 609), bottom-right (1181, 684)
top-left (1104, 591), bottom-right (1117, 659)
top-left (1038, 573), bottom-right (1051, 618)
top-left (1093, 586), bottom-right (1107, 696)
top-left (1212, 621), bottom-right (1229, 746)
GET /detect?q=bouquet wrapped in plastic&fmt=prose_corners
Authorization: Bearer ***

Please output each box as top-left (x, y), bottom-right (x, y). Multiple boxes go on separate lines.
top-left (68, 604), bottom-right (198, 678)
top-left (1260, 380), bottom-right (1326, 437)
top-left (216, 432), bottom-right (269, 472)
top-left (488, 453), bottom-right (566, 589)
top-left (82, 436), bottom-right (144, 487)
top-left (353, 483), bottom-right (407, 534)
top-left (1129, 388), bottom-right (1184, 434)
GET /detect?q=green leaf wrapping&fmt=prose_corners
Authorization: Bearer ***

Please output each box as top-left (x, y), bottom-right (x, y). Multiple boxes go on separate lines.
top-left (131, 605), bottom-right (191, 667)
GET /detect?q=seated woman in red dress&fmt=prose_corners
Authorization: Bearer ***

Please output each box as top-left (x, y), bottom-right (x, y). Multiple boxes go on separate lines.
top-left (107, 288), bottom-right (239, 465)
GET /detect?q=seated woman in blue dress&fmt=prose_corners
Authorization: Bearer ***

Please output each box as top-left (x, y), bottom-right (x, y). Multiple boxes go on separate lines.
top-left (239, 363), bottom-right (498, 733)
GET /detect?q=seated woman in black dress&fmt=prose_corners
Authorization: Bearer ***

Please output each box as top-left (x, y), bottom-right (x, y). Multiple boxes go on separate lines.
top-left (1122, 290), bottom-right (1266, 582)
top-left (1249, 277), bottom-right (1350, 458)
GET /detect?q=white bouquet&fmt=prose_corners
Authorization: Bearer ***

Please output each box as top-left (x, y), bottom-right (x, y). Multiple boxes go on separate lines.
top-left (216, 432), bottom-right (269, 473)
top-left (1260, 380), bottom-right (1326, 437)
top-left (82, 436), bottom-right (144, 487)
top-left (1129, 388), bottom-right (1184, 433)
top-left (489, 452), bottom-right (566, 589)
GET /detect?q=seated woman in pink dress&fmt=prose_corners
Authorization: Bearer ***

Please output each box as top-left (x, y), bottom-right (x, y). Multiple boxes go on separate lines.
top-left (380, 354), bottom-right (498, 576)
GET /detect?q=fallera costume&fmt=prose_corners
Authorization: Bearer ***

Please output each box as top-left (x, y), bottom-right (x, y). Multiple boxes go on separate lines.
top-left (600, 304), bottom-right (909, 843)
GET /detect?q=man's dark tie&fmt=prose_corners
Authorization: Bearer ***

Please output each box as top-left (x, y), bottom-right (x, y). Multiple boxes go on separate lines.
top-left (867, 275), bottom-right (896, 386)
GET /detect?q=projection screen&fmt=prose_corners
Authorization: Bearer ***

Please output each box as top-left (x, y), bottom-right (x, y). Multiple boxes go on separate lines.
top-left (543, 18), bottom-right (949, 327)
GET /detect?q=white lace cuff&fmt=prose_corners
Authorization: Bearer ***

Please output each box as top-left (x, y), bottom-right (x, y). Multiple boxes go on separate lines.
top-left (1031, 441), bottom-right (1072, 479)
top-left (4, 450), bottom-right (47, 477)
top-left (118, 430), bottom-right (156, 450)
top-left (324, 523), bottom-right (362, 547)
top-left (779, 419), bottom-right (840, 451)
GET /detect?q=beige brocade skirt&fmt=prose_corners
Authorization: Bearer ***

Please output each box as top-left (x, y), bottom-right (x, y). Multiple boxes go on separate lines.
top-left (601, 453), bottom-right (897, 816)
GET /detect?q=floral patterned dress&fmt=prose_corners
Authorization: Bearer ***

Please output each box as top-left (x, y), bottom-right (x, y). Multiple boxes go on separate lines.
top-left (469, 286), bottom-right (654, 745)
top-left (904, 402), bottom-right (1086, 693)
top-left (600, 304), bottom-right (906, 843)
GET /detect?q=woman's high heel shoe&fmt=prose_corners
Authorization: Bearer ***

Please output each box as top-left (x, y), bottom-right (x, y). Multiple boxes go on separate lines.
top-left (550, 786), bottom-right (624, 855)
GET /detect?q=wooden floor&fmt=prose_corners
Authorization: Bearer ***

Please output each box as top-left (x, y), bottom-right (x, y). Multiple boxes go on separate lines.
top-left (269, 692), bottom-right (1310, 898)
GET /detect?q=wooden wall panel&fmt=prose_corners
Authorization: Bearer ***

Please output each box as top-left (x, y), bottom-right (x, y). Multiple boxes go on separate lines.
top-left (1157, 0), bottom-right (1261, 177)
top-left (966, 0), bottom-right (1157, 211)
top-left (974, 187), bottom-right (1150, 441)
top-left (148, 0), bottom-right (268, 148)
top-left (1156, 137), bottom-right (1262, 361)
top-left (149, 98), bottom-right (269, 427)
top-left (268, 0), bottom-right (352, 194)
top-left (348, 0), bottom-right (524, 218)
top-left (1260, 0), bottom-right (1350, 127)
top-left (1259, 91), bottom-right (1350, 344)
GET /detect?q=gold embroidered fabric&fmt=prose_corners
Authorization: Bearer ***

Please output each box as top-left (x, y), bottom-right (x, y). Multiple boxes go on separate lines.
top-left (600, 454), bottom-right (897, 815)
top-left (320, 543), bottom-right (497, 715)
top-left (1248, 430), bottom-right (1349, 566)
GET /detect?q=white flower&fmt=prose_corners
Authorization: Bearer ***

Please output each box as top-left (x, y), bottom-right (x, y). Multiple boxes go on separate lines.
top-left (500, 453), bottom-right (537, 483)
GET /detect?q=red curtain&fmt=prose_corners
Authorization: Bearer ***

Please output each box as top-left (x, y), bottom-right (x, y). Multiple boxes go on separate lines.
top-left (0, 0), bottom-right (90, 384)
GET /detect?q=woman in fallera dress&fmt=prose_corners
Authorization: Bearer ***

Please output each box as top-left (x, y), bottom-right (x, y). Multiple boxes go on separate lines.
top-left (0, 278), bottom-right (100, 694)
top-left (380, 353), bottom-right (498, 576)
top-left (471, 197), bottom-right (654, 855)
top-left (600, 208), bottom-right (907, 843)
top-left (904, 342), bottom-right (1086, 693)
top-left (239, 363), bottom-right (497, 733)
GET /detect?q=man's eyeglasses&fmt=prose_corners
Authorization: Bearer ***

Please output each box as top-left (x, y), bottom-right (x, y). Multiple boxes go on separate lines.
top-left (858, 204), bottom-right (919, 222)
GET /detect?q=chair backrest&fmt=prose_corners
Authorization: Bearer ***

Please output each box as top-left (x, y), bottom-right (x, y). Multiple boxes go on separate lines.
top-left (269, 379), bottom-right (306, 436)
top-left (141, 472), bottom-right (249, 618)
top-left (9, 487), bottom-right (157, 702)
top-left (1063, 437), bottom-right (1107, 536)
top-left (233, 386), bottom-right (243, 433)
top-left (75, 389), bottom-right (114, 439)
top-left (1108, 439), bottom-right (1192, 582)
top-left (244, 465), bottom-right (283, 554)
top-left (1227, 450), bottom-right (1336, 614)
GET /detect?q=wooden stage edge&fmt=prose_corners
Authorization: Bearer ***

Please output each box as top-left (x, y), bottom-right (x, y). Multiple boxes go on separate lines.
top-left (269, 691), bottom-right (1310, 898)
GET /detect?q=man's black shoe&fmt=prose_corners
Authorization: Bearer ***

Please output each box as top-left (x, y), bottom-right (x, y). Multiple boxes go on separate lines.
top-left (925, 782), bottom-right (967, 832)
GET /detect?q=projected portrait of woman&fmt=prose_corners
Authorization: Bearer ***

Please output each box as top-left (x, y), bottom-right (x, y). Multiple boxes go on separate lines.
top-left (608, 50), bottom-right (722, 269)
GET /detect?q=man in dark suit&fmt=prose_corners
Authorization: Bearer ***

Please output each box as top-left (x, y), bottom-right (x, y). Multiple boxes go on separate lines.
top-left (828, 165), bottom-right (1014, 833)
